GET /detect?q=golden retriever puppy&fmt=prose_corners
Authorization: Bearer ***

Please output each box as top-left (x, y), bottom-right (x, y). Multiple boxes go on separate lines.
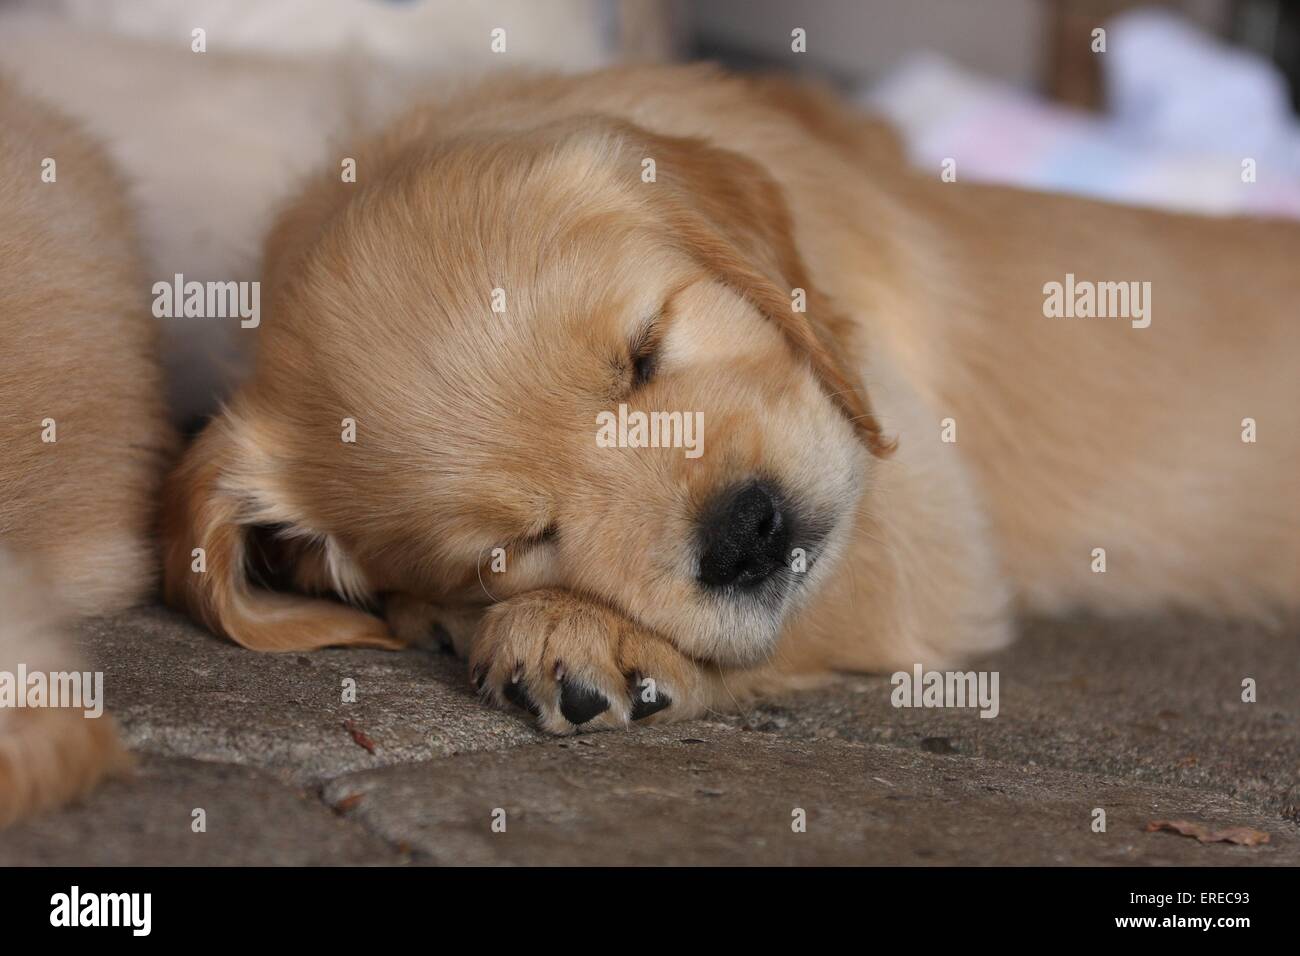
top-left (0, 75), bottom-right (171, 822)
top-left (164, 65), bottom-right (1298, 734)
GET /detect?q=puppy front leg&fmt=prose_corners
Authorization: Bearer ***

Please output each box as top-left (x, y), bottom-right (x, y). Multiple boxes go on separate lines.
top-left (468, 588), bottom-right (746, 735)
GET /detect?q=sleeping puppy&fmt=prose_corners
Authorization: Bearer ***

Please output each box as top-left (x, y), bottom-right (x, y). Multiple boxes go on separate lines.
top-left (163, 65), bottom-right (1298, 734)
top-left (0, 75), bottom-right (172, 822)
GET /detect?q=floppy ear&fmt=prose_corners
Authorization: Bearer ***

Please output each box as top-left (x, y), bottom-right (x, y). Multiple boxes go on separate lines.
top-left (161, 408), bottom-right (401, 652)
top-left (633, 126), bottom-right (895, 457)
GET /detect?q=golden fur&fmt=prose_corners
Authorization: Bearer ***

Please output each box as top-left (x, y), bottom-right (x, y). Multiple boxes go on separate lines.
top-left (160, 65), bottom-right (1298, 734)
top-left (3, 62), bottom-right (1293, 825)
top-left (0, 75), bottom-right (170, 824)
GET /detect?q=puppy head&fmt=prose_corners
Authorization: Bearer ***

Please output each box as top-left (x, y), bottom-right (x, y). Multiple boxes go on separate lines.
top-left (163, 116), bottom-right (892, 665)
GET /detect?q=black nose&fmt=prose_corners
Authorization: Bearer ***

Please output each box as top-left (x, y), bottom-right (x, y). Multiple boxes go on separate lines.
top-left (697, 482), bottom-right (790, 590)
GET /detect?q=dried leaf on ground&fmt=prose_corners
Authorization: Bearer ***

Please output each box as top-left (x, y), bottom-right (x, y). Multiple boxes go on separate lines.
top-left (332, 793), bottom-right (365, 813)
top-left (1145, 819), bottom-right (1269, 846)
top-left (342, 719), bottom-right (377, 754)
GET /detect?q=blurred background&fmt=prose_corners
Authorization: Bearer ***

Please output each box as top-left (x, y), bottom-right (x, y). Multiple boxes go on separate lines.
top-left (1, 0), bottom-right (1296, 419)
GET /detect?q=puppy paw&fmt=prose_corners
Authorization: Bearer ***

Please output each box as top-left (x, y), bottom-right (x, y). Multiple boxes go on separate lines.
top-left (469, 588), bottom-right (711, 734)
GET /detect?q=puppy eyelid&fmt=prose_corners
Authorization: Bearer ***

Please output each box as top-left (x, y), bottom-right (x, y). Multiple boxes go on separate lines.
top-left (629, 313), bottom-right (664, 388)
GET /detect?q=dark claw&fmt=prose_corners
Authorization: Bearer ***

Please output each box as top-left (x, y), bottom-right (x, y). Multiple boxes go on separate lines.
top-left (559, 677), bottom-right (610, 725)
top-left (629, 674), bottom-right (672, 720)
top-left (504, 677), bottom-right (541, 716)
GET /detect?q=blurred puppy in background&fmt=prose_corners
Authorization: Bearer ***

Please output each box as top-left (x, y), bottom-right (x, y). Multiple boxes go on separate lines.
top-left (0, 76), bottom-right (172, 824)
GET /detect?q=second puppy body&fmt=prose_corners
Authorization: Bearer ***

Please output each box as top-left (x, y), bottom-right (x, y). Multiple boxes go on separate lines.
top-left (0, 75), bottom-right (171, 822)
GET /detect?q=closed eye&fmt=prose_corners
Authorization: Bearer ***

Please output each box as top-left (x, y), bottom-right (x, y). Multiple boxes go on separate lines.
top-left (633, 347), bottom-right (658, 388)
top-left (629, 315), bottom-right (663, 389)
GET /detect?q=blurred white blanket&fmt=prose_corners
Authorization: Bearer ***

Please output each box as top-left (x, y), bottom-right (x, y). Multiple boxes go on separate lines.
top-left (867, 9), bottom-right (1300, 219)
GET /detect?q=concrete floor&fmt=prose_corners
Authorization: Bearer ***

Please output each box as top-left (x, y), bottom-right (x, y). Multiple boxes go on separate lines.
top-left (2, 606), bottom-right (1295, 865)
